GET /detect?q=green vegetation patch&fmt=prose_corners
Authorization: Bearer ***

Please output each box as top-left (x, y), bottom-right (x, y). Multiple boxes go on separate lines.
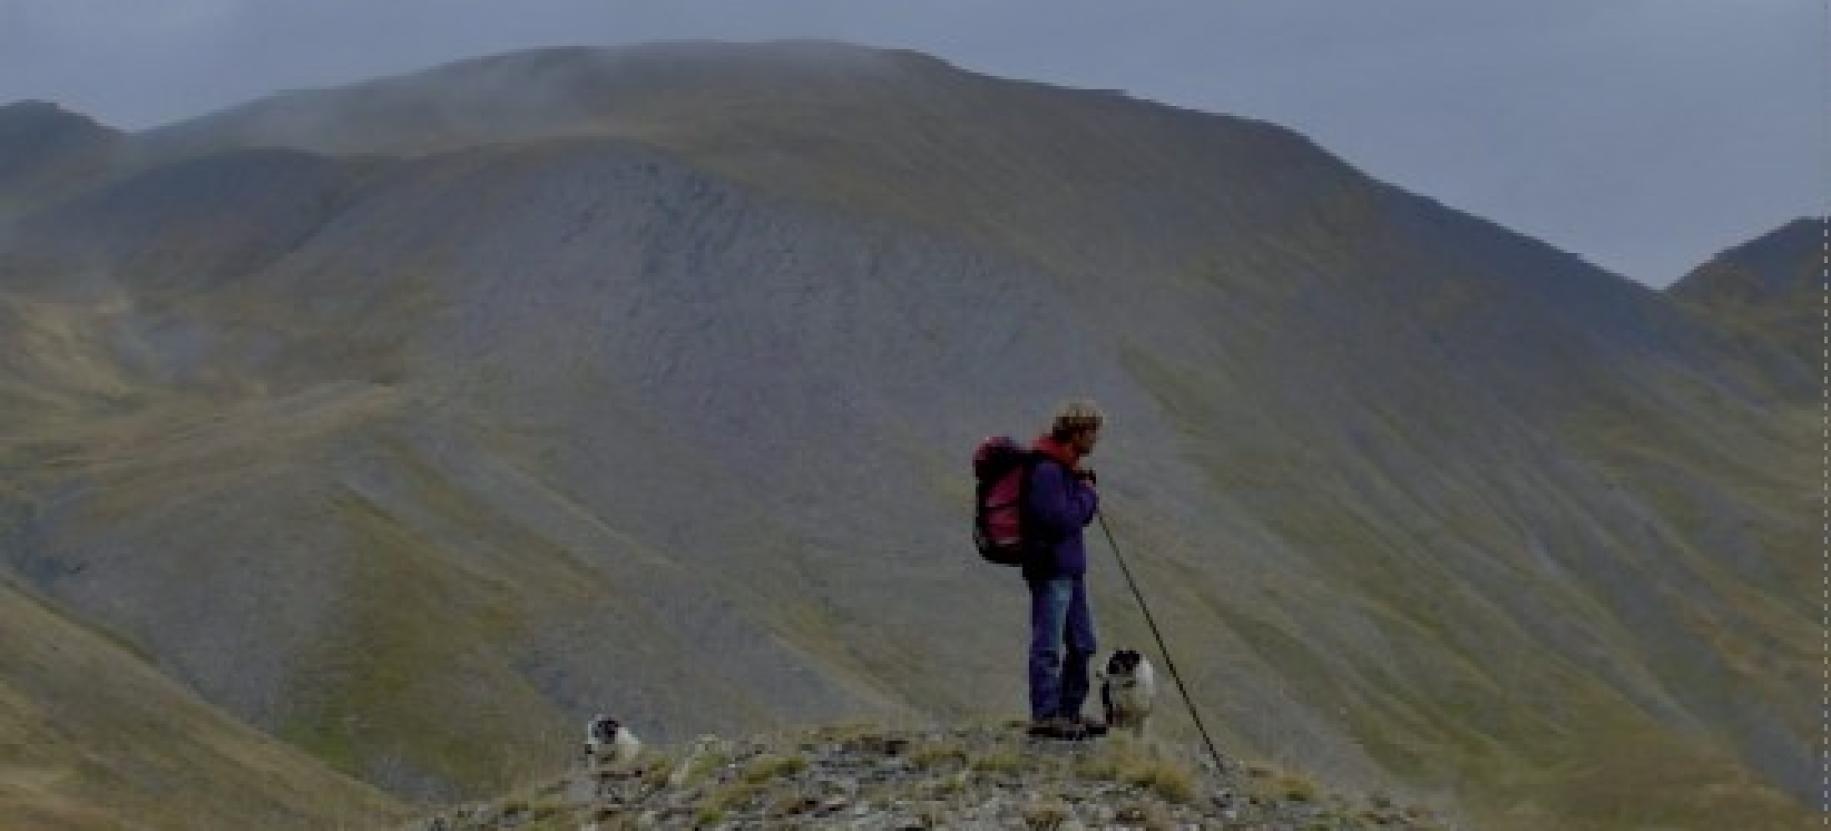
top-left (278, 487), bottom-right (566, 797)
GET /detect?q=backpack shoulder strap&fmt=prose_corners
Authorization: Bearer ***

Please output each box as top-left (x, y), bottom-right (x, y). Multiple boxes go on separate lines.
top-left (1017, 450), bottom-right (1051, 535)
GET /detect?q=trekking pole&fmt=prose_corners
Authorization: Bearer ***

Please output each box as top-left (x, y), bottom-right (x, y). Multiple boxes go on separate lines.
top-left (1095, 508), bottom-right (1227, 777)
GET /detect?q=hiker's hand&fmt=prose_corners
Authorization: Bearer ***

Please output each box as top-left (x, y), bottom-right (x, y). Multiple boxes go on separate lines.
top-left (1076, 468), bottom-right (1097, 486)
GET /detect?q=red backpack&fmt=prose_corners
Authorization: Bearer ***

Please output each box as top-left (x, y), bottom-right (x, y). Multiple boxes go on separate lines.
top-left (972, 436), bottom-right (1039, 566)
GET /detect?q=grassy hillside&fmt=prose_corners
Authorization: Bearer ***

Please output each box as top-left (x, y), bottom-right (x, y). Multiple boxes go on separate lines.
top-left (0, 576), bottom-right (406, 829)
top-left (1668, 216), bottom-right (1821, 394)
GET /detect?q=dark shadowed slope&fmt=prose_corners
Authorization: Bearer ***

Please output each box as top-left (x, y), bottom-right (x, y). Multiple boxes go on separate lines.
top-left (0, 42), bottom-right (1812, 829)
top-left (0, 102), bottom-right (125, 220)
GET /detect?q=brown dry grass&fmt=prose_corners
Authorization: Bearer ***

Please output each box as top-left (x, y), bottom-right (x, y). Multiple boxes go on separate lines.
top-left (1075, 739), bottom-right (1198, 803)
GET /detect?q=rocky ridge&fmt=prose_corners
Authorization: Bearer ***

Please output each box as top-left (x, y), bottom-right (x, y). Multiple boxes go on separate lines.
top-left (411, 722), bottom-right (1449, 830)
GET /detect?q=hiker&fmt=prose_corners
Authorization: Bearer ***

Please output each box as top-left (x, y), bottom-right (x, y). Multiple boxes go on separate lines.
top-left (1024, 400), bottom-right (1107, 740)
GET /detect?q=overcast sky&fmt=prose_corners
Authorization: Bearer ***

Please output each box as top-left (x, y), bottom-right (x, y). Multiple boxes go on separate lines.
top-left (1, 0), bottom-right (1823, 287)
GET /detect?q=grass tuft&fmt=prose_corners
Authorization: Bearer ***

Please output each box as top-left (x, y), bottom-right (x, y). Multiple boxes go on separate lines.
top-left (740, 752), bottom-right (808, 784)
top-left (1076, 740), bottom-right (1197, 803)
top-left (1246, 761), bottom-right (1320, 804)
top-left (969, 748), bottom-right (1024, 774)
top-left (909, 739), bottom-right (970, 770)
top-left (1022, 796), bottom-right (1071, 830)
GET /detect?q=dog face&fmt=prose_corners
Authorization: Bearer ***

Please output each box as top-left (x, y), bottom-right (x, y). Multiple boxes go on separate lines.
top-left (587, 714), bottom-right (622, 745)
top-left (583, 714), bottom-right (643, 769)
top-left (1105, 649), bottom-right (1144, 678)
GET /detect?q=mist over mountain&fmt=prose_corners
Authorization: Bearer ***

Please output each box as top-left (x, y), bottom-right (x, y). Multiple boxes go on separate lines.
top-left (0, 41), bottom-right (1811, 830)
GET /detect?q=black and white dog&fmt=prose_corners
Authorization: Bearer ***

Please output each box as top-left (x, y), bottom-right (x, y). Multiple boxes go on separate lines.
top-left (582, 714), bottom-right (642, 768)
top-left (1100, 650), bottom-right (1158, 739)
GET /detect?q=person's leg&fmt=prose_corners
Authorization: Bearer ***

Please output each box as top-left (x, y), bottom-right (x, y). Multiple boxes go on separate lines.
top-left (1027, 577), bottom-right (1072, 722)
top-left (1058, 576), bottom-right (1099, 720)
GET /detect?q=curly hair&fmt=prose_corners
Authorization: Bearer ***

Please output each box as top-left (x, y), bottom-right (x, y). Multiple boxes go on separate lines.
top-left (1050, 399), bottom-right (1104, 440)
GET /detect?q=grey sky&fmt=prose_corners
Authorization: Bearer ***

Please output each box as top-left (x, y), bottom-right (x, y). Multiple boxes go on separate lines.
top-left (1, 0), bottom-right (1822, 287)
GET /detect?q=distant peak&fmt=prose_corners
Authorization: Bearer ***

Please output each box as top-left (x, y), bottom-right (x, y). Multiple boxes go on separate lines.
top-left (1710, 216), bottom-right (1821, 262)
top-left (0, 100), bottom-right (117, 137)
top-left (1670, 216), bottom-right (1822, 302)
top-left (1, 99), bottom-right (71, 115)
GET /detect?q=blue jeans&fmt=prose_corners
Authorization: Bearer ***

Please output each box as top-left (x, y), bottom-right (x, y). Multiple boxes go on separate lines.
top-left (1027, 576), bottom-right (1097, 721)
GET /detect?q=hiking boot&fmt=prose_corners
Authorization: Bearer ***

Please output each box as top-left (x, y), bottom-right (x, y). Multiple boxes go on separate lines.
top-left (1027, 716), bottom-right (1091, 741)
top-left (1025, 717), bottom-right (1062, 737)
top-left (1066, 714), bottom-right (1108, 737)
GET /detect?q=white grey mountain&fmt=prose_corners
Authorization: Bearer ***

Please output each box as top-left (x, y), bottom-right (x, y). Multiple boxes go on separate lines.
top-left (0, 41), bottom-right (1810, 830)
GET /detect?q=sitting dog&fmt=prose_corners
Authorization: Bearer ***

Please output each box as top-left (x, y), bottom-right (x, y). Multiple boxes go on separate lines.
top-left (1100, 649), bottom-right (1158, 739)
top-left (582, 714), bottom-right (642, 769)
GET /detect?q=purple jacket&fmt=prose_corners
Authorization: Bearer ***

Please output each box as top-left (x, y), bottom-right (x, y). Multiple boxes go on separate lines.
top-left (1023, 455), bottom-right (1100, 578)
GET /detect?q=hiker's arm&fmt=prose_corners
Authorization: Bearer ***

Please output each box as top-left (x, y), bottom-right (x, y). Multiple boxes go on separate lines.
top-left (1028, 463), bottom-right (1099, 537)
top-left (1073, 473), bottom-right (1098, 526)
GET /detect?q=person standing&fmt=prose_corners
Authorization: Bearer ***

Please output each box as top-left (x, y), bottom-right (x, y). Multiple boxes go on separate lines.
top-left (1023, 400), bottom-right (1107, 740)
